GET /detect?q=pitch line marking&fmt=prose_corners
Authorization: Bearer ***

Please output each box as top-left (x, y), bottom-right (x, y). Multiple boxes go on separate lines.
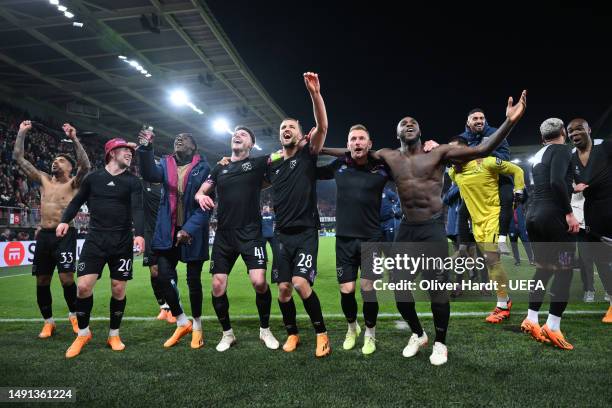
top-left (0, 310), bottom-right (602, 323)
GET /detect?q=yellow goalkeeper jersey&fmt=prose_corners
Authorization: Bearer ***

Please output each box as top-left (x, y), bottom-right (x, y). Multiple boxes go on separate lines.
top-left (448, 156), bottom-right (525, 225)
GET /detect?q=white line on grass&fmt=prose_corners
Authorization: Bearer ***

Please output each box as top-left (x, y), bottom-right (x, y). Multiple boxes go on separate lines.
top-left (0, 310), bottom-right (602, 323)
top-left (0, 273), bottom-right (29, 279)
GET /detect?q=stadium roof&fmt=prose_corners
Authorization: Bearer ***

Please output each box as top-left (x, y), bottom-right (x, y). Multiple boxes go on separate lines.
top-left (0, 0), bottom-right (286, 156)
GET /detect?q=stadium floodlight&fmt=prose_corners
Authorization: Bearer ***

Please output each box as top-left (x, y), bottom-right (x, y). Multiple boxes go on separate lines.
top-left (73, 22), bottom-right (84, 27)
top-left (128, 60), bottom-right (139, 68)
top-left (118, 55), bottom-right (127, 60)
top-left (64, 11), bottom-right (74, 18)
top-left (170, 90), bottom-right (189, 106)
top-left (145, 73), bottom-right (152, 78)
top-left (511, 158), bottom-right (521, 164)
top-left (57, 5), bottom-right (67, 12)
top-left (49, 0), bottom-right (59, 5)
top-left (213, 118), bottom-right (231, 134)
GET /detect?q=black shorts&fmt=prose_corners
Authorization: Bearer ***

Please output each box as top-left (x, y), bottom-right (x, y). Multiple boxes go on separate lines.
top-left (32, 227), bottom-right (77, 276)
top-left (335, 235), bottom-right (382, 284)
top-left (391, 215), bottom-right (449, 284)
top-left (210, 226), bottom-right (267, 275)
top-left (526, 206), bottom-right (575, 267)
top-left (78, 230), bottom-right (134, 281)
top-left (273, 227), bottom-right (318, 285)
top-left (142, 229), bottom-right (158, 267)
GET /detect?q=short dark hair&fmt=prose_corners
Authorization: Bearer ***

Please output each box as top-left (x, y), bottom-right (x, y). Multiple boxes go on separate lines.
top-left (55, 154), bottom-right (75, 169)
top-left (281, 117), bottom-right (303, 135)
top-left (234, 126), bottom-right (256, 145)
top-left (468, 108), bottom-right (485, 117)
top-left (349, 124), bottom-right (370, 137)
top-left (449, 135), bottom-right (468, 145)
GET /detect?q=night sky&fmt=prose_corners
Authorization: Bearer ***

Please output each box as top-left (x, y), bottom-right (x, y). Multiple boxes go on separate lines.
top-left (207, 1), bottom-right (611, 150)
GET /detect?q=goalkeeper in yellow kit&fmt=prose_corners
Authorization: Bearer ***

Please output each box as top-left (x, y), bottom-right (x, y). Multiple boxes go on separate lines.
top-left (448, 136), bottom-right (525, 323)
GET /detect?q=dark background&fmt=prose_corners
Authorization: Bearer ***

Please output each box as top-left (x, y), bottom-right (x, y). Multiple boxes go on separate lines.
top-left (207, 1), bottom-right (611, 149)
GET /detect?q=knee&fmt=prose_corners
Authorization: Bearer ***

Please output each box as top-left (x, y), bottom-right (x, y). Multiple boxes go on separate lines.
top-left (360, 279), bottom-right (374, 292)
top-left (77, 282), bottom-right (93, 298)
top-left (110, 281), bottom-right (125, 299)
top-left (277, 283), bottom-right (293, 301)
top-left (59, 273), bottom-right (74, 286)
top-left (252, 279), bottom-right (268, 294)
top-left (339, 282), bottom-right (355, 294)
top-left (292, 278), bottom-right (311, 299)
top-left (211, 276), bottom-right (226, 297)
top-left (149, 265), bottom-right (158, 278)
top-left (36, 275), bottom-right (51, 286)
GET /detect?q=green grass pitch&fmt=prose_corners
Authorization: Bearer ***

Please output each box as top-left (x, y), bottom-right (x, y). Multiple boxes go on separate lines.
top-left (0, 237), bottom-right (610, 407)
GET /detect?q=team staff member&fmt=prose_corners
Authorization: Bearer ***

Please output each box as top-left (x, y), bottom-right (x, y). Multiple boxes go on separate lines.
top-left (57, 138), bottom-right (144, 358)
top-left (13, 121), bottom-right (91, 338)
top-left (261, 205), bottom-right (279, 279)
top-left (569, 118), bottom-right (612, 322)
top-left (267, 72), bottom-right (330, 357)
top-left (138, 131), bottom-right (211, 349)
top-left (520, 118), bottom-right (580, 350)
top-left (380, 187), bottom-right (399, 242)
top-left (318, 124), bottom-right (390, 355)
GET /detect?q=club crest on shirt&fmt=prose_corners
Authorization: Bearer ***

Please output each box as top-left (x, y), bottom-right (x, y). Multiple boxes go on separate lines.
top-left (242, 162), bottom-right (252, 172)
top-left (290, 159), bottom-right (297, 169)
top-left (336, 267), bottom-right (343, 278)
top-left (495, 157), bottom-right (502, 165)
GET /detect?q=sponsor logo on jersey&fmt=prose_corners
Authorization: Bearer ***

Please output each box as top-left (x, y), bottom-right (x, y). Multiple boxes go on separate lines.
top-left (290, 159), bottom-right (297, 169)
top-left (107, 181), bottom-right (115, 186)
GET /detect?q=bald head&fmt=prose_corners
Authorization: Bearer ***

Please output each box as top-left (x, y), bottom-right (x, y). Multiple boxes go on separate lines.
top-left (567, 118), bottom-right (591, 150)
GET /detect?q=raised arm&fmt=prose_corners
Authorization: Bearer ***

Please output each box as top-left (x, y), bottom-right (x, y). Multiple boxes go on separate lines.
top-left (444, 90), bottom-right (527, 163)
top-left (62, 123), bottom-right (91, 188)
top-left (13, 121), bottom-right (44, 183)
top-left (304, 72), bottom-right (328, 154)
top-left (136, 129), bottom-right (164, 182)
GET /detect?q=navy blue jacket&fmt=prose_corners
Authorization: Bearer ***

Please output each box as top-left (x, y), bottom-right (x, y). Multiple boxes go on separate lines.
top-left (380, 187), bottom-right (399, 225)
top-left (261, 212), bottom-right (275, 238)
top-left (459, 122), bottom-right (510, 161)
top-left (443, 183), bottom-right (461, 237)
top-left (138, 146), bottom-right (211, 262)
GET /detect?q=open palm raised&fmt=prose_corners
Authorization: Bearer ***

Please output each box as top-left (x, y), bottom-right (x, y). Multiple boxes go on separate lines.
top-left (506, 90), bottom-right (527, 123)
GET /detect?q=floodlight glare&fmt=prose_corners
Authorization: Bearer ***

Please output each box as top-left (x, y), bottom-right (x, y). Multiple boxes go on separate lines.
top-left (118, 55), bottom-right (127, 60)
top-left (64, 11), bottom-right (74, 18)
top-left (57, 5), bottom-right (67, 12)
top-left (170, 90), bottom-right (189, 106)
top-left (511, 158), bottom-right (521, 164)
top-left (253, 144), bottom-right (262, 151)
top-left (213, 118), bottom-right (231, 134)
top-left (50, 0), bottom-right (59, 5)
